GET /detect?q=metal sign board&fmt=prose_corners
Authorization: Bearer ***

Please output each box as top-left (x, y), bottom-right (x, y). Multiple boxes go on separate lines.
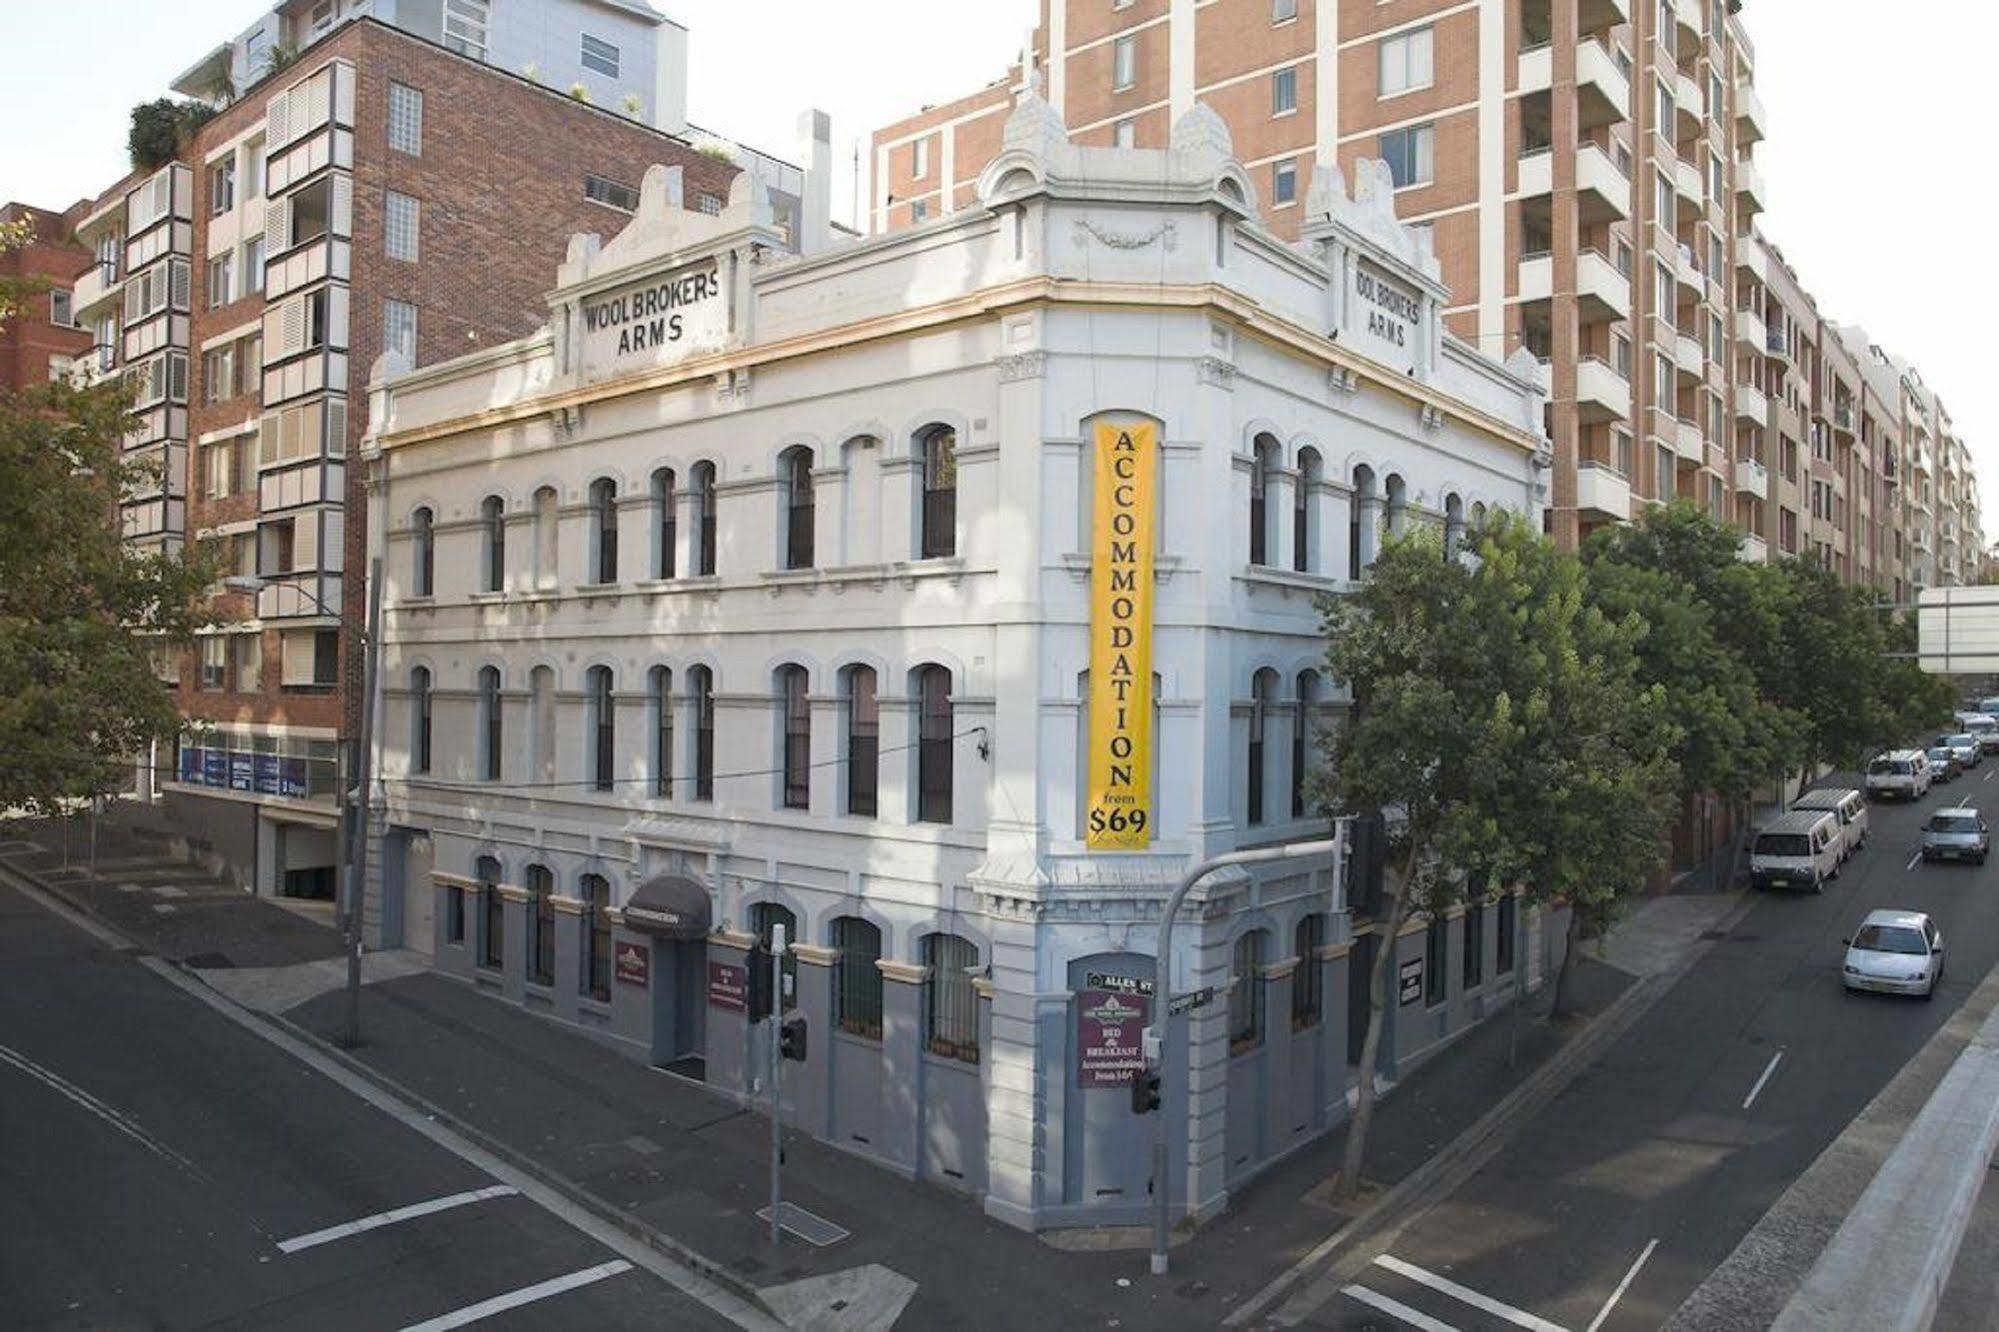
top-left (1168, 986), bottom-right (1215, 1016)
top-left (1086, 971), bottom-right (1155, 997)
top-left (1398, 956), bottom-right (1425, 1007)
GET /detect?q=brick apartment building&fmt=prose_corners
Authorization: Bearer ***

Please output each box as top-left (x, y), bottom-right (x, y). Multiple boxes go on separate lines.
top-left (871, 0), bottom-right (1980, 590)
top-left (0, 202), bottom-right (91, 389)
top-left (59, 11), bottom-right (797, 900)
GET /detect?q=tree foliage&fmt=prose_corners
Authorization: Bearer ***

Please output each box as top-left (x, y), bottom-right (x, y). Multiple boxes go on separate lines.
top-left (127, 98), bottom-right (217, 172)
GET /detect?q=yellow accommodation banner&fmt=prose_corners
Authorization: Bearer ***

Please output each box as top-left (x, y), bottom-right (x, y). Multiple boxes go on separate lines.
top-left (1086, 420), bottom-right (1157, 850)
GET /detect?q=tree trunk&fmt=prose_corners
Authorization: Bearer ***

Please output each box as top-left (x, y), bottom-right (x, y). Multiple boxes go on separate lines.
top-left (1549, 903), bottom-right (1584, 1019)
top-left (1338, 844), bottom-right (1417, 1200)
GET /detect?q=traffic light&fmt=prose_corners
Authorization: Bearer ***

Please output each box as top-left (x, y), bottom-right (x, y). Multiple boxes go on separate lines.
top-left (746, 945), bottom-right (773, 1021)
top-left (1130, 1068), bottom-right (1161, 1115)
top-left (779, 1013), bottom-right (808, 1062)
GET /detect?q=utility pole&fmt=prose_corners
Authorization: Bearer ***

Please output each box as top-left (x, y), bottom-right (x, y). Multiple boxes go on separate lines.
top-left (341, 556), bottom-right (384, 1049)
top-left (767, 919), bottom-right (787, 1246)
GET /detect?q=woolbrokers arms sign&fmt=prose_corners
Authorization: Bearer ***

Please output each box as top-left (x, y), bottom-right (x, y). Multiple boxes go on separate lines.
top-left (1347, 259), bottom-right (1423, 376)
top-left (1085, 420), bottom-right (1158, 850)
top-left (579, 261), bottom-right (726, 370)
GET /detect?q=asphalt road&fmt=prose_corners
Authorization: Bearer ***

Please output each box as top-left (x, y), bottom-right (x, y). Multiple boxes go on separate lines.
top-left (0, 872), bottom-right (734, 1330)
top-left (1308, 765), bottom-right (1999, 1331)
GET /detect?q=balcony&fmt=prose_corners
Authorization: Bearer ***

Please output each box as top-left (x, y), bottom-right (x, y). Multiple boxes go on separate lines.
top-left (71, 261), bottom-right (122, 318)
top-left (1675, 417), bottom-right (1704, 464)
top-left (1740, 532), bottom-right (1769, 563)
top-left (1674, 243), bottom-right (1703, 293)
top-left (1735, 456), bottom-right (1770, 497)
top-left (1674, 71), bottom-right (1705, 129)
top-left (1737, 238), bottom-right (1768, 284)
top-left (1580, 0), bottom-right (1631, 37)
top-left (1833, 402), bottom-right (1856, 436)
top-left (1674, 156), bottom-right (1704, 212)
top-left (1576, 357), bottom-right (1633, 422)
top-left (1519, 44), bottom-right (1552, 95)
top-left (1733, 381), bottom-right (1768, 422)
top-left (1577, 248), bottom-right (1631, 322)
top-left (1675, 330), bottom-right (1704, 377)
top-left (1736, 159), bottom-right (1767, 214)
top-left (1734, 306), bottom-right (1767, 350)
top-left (1576, 39), bottom-right (1631, 130)
top-left (1576, 141), bottom-right (1631, 221)
top-left (1577, 462), bottom-right (1633, 523)
top-left (1736, 82), bottom-right (1768, 144)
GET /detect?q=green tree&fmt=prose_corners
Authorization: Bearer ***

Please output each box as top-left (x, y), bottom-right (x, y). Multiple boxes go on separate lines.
top-left (1878, 609), bottom-right (1954, 745)
top-left (0, 215), bottom-right (42, 328)
top-left (1768, 559), bottom-right (1893, 793)
top-left (127, 98), bottom-right (216, 172)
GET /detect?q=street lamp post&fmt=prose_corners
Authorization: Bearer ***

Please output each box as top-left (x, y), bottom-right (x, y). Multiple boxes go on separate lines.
top-left (225, 559), bottom-right (382, 1047)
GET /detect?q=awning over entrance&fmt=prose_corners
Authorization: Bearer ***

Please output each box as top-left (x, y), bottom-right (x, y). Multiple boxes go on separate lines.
top-left (623, 874), bottom-right (711, 939)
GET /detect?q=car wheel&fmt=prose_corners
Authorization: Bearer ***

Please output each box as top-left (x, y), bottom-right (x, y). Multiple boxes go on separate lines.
top-left (1812, 875), bottom-right (1825, 895)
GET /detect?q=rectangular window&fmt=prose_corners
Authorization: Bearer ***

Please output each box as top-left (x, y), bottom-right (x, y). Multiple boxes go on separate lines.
top-left (388, 82), bottom-right (423, 155)
top-left (231, 634), bottom-right (261, 692)
top-left (1271, 65), bottom-right (1298, 116)
top-left (443, 0), bottom-right (489, 58)
top-left (203, 345), bottom-right (235, 405)
top-left (384, 190), bottom-right (420, 261)
top-left (206, 254), bottom-right (233, 310)
top-left (1229, 933), bottom-right (1265, 1053)
top-left (1113, 35), bottom-right (1137, 91)
top-left (243, 138), bottom-right (264, 200)
top-left (242, 236), bottom-right (264, 295)
top-left (583, 174), bottom-right (641, 211)
top-left (1379, 26), bottom-right (1435, 96)
top-left (833, 918), bottom-right (884, 1039)
top-left (910, 199), bottom-right (929, 222)
top-left (1656, 444), bottom-right (1675, 503)
top-left (1273, 159), bottom-right (1297, 206)
top-left (583, 876), bottom-right (612, 1002)
top-left (528, 865), bottom-right (555, 988)
top-left (205, 439), bottom-right (232, 497)
top-left (1378, 124), bottom-right (1434, 188)
top-left (200, 637), bottom-right (226, 690)
top-left (911, 138), bottom-right (929, 179)
top-left (580, 33), bottom-right (620, 77)
top-left (1654, 352), bottom-right (1673, 401)
top-left (1425, 917), bottom-right (1447, 1007)
top-left (208, 158), bottom-right (235, 217)
top-left (1655, 173), bottom-right (1674, 220)
top-left (445, 882), bottom-right (465, 943)
top-left (1114, 119), bottom-right (1136, 149)
top-left (1655, 81), bottom-right (1674, 132)
top-left (383, 298), bottom-right (417, 367)
top-left (923, 934), bottom-right (980, 1063)
top-left (480, 878), bottom-right (503, 968)
top-left (1497, 895), bottom-right (1516, 973)
top-left (1292, 915), bottom-right (1324, 1028)
top-left (50, 290), bottom-right (72, 327)
top-left (1273, 0), bottom-right (1298, 19)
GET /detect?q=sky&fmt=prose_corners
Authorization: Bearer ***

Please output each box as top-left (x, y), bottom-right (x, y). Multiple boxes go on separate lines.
top-left (1, 1), bottom-right (1988, 523)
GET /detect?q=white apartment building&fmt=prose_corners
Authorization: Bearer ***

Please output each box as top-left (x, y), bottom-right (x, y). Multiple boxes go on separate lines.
top-left (360, 91), bottom-right (1560, 1231)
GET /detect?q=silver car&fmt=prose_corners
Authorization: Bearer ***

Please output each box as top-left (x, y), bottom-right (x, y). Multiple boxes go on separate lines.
top-left (1936, 734), bottom-right (1982, 768)
top-left (1843, 910), bottom-right (1944, 999)
top-left (1921, 808), bottom-right (1989, 864)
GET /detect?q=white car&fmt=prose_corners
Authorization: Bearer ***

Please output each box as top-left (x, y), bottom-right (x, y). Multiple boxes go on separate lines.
top-left (1843, 910), bottom-right (1944, 1000)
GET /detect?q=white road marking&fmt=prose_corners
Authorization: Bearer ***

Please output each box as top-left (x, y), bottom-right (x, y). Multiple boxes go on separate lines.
top-left (0, 1042), bottom-right (202, 1178)
top-left (1373, 1255), bottom-right (1566, 1332)
top-left (1586, 1238), bottom-right (1660, 1332)
top-left (1984, 769), bottom-right (1994, 782)
top-left (276, 1185), bottom-right (519, 1253)
top-left (1742, 1051), bottom-right (1785, 1110)
top-left (1907, 851), bottom-right (1923, 871)
top-left (1341, 1283), bottom-right (1462, 1332)
top-left (399, 1259), bottom-right (633, 1331)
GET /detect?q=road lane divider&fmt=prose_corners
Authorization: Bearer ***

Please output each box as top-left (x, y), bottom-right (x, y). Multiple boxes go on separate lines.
top-left (1907, 851), bottom-right (1923, 872)
top-left (399, 1259), bottom-right (633, 1331)
top-left (1340, 1284), bottom-right (1463, 1332)
top-left (277, 1185), bottom-right (520, 1254)
top-left (0, 1041), bottom-right (205, 1180)
top-left (1587, 1239), bottom-right (1659, 1332)
top-left (1372, 1255), bottom-right (1566, 1332)
top-left (1743, 1051), bottom-right (1786, 1111)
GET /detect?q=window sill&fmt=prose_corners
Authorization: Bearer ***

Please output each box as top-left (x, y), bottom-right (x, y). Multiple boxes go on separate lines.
top-left (1237, 565), bottom-right (1347, 595)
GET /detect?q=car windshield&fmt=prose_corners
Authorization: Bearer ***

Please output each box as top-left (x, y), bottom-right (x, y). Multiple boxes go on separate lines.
top-left (1755, 833), bottom-right (1811, 857)
top-left (1869, 759), bottom-right (1910, 776)
top-left (1853, 925), bottom-right (1929, 956)
top-left (1947, 735), bottom-right (1976, 748)
top-left (1928, 749), bottom-right (1953, 763)
top-left (1929, 815), bottom-right (1980, 834)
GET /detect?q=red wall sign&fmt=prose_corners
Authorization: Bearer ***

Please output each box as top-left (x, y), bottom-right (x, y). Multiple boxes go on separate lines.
top-left (1076, 988), bottom-right (1150, 1087)
top-left (614, 940), bottom-right (650, 987)
top-left (707, 961), bottom-right (747, 1012)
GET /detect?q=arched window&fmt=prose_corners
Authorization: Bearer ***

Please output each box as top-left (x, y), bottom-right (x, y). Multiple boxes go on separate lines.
top-left (919, 426), bottom-right (957, 558)
top-left (581, 873), bottom-right (612, 1002)
top-left (780, 446), bottom-right (814, 570)
top-left (526, 863), bottom-right (555, 987)
top-left (477, 665), bottom-right (502, 782)
top-left (532, 485), bottom-right (559, 589)
top-left (589, 478), bottom-right (618, 584)
top-left (1385, 473), bottom-right (1409, 539)
top-left (1292, 914), bottom-right (1325, 1028)
top-left (1249, 434), bottom-right (1278, 566)
top-left (410, 665), bottom-right (432, 774)
top-left (750, 902), bottom-right (797, 1010)
top-left (777, 664), bottom-right (810, 809)
top-left (689, 665), bottom-right (714, 800)
top-left (1295, 447), bottom-right (1321, 572)
top-left (1470, 501), bottom-right (1488, 533)
top-left (648, 665), bottom-right (672, 798)
top-left (476, 854), bottom-right (503, 969)
top-left (1350, 464), bottom-right (1377, 574)
top-left (480, 495), bottom-right (506, 593)
top-left (529, 665), bottom-right (556, 783)
top-left (914, 665), bottom-right (953, 824)
top-left (692, 462), bottom-right (717, 576)
top-left (1292, 670), bottom-right (1318, 819)
top-left (923, 933), bottom-right (980, 1063)
top-left (844, 665), bottom-right (878, 817)
top-left (1228, 930), bottom-right (1266, 1053)
top-left (1444, 492), bottom-right (1466, 559)
top-left (1247, 669), bottom-right (1276, 825)
top-left (832, 916), bottom-right (883, 1039)
top-left (586, 665), bottom-right (615, 792)
top-left (410, 506), bottom-right (434, 596)
top-left (651, 467), bottom-right (676, 579)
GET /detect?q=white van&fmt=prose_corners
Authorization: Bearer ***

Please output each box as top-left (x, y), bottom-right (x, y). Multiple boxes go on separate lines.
top-left (1865, 750), bottom-right (1932, 801)
top-left (1792, 787), bottom-right (1869, 860)
top-left (1960, 714), bottom-right (1999, 754)
top-left (1751, 809), bottom-right (1843, 893)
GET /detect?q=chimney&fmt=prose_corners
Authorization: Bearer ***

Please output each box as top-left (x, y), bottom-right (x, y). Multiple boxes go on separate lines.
top-left (797, 108), bottom-right (833, 256)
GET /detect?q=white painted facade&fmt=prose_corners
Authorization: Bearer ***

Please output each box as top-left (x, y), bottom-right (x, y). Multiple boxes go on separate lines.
top-left (361, 92), bottom-right (1550, 1230)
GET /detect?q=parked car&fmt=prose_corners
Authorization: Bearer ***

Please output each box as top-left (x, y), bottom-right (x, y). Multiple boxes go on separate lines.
top-left (1921, 808), bottom-right (1990, 864)
top-left (1926, 746), bottom-right (1965, 783)
top-left (1935, 733), bottom-right (1983, 769)
top-left (1843, 910), bottom-right (1944, 999)
top-left (1791, 787), bottom-right (1869, 860)
top-left (1978, 696), bottom-right (1999, 715)
top-left (1750, 809), bottom-right (1843, 892)
top-left (1865, 750), bottom-right (1932, 801)
top-left (1956, 714), bottom-right (1999, 754)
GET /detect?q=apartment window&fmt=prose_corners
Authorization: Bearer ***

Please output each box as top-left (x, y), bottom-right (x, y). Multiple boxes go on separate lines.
top-left (203, 346), bottom-right (235, 405)
top-left (1652, 260), bottom-right (1673, 317)
top-left (915, 665), bottom-right (953, 824)
top-left (383, 298), bottom-right (417, 367)
top-left (584, 174), bottom-right (641, 211)
top-left (444, 0), bottom-right (489, 58)
top-left (1656, 444), bottom-right (1675, 503)
top-left (1229, 932), bottom-right (1266, 1053)
top-left (204, 438), bottom-right (232, 497)
top-left (1379, 124), bottom-right (1434, 188)
top-left (1464, 902), bottom-right (1485, 988)
top-left (581, 874), bottom-right (612, 1002)
top-left (445, 874), bottom-right (465, 943)
top-left (410, 666), bottom-right (433, 774)
top-left (589, 477), bottom-right (618, 583)
top-left (207, 254), bottom-right (233, 310)
top-left (1113, 35), bottom-right (1137, 91)
top-left (1248, 669), bottom-right (1273, 824)
top-left (923, 933), bottom-right (980, 1063)
top-left (243, 140), bottom-right (265, 201)
top-left (1425, 917), bottom-right (1448, 1006)
top-left (1655, 81), bottom-right (1674, 133)
top-left (777, 664), bottom-right (811, 810)
top-left (1613, 334), bottom-right (1632, 380)
top-left (1273, 0), bottom-right (1299, 20)
top-left (648, 665), bottom-right (673, 798)
top-left (1293, 914), bottom-right (1325, 1028)
top-left (200, 637), bottom-right (227, 690)
top-left (480, 495), bottom-right (505, 592)
top-left (388, 82), bottom-right (423, 155)
top-left (1114, 119), bottom-right (1136, 149)
top-left (1292, 670), bottom-right (1317, 817)
top-left (1654, 351), bottom-right (1673, 402)
top-left (1273, 159), bottom-right (1298, 206)
top-left (692, 461), bottom-right (717, 575)
top-left (691, 665), bottom-right (714, 800)
top-left (580, 33), bottom-right (620, 78)
top-left (845, 665), bottom-right (878, 817)
top-left (651, 467), bottom-right (676, 578)
top-left (1249, 434), bottom-right (1275, 564)
top-left (477, 857), bottom-right (502, 968)
top-left (833, 917), bottom-right (884, 1039)
top-left (1497, 895), bottom-right (1517, 973)
top-left (527, 864), bottom-right (555, 987)
top-left (1271, 65), bottom-right (1298, 116)
top-left (1654, 174), bottom-right (1674, 222)
top-left (1379, 26), bottom-right (1435, 96)
top-left (49, 290), bottom-right (72, 327)
top-left (781, 446), bottom-right (815, 570)
top-left (697, 193), bottom-right (722, 216)
top-left (410, 506), bottom-right (434, 597)
top-left (1615, 429), bottom-right (1634, 477)
top-left (910, 199), bottom-right (929, 223)
top-left (231, 635), bottom-right (261, 692)
top-left (588, 665), bottom-right (615, 792)
top-left (243, 236), bottom-right (264, 294)
top-left (208, 158), bottom-right (235, 217)
top-left (1615, 239), bottom-right (1633, 277)
top-left (384, 191), bottom-right (420, 261)
top-left (478, 665), bottom-right (502, 781)
top-left (1294, 448), bottom-right (1320, 572)
top-left (911, 138), bottom-right (929, 179)
top-left (919, 426), bottom-right (957, 558)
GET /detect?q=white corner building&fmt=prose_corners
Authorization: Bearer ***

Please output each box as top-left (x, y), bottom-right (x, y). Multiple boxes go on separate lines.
top-left (360, 88), bottom-right (1555, 1232)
